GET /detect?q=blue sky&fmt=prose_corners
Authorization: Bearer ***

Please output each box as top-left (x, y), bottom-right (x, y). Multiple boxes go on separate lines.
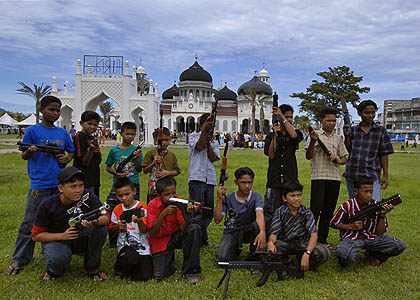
top-left (1, 0), bottom-right (419, 119)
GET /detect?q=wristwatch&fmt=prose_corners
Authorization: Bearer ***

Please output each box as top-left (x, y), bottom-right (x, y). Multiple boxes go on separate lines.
top-left (305, 249), bottom-right (312, 255)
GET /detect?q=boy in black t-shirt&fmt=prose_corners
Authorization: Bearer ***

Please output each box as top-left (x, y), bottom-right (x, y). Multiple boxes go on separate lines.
top-left (214, 167), bottom-right (266, 263)
top-left (31, 167), bottom-right (109, 281)
top-left (73, 111), bottom-right (101, 198)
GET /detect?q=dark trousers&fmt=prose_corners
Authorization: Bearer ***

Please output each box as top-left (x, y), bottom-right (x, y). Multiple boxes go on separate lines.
top-left (114, 246), bottom-right (153, 281)
top-left (263, 187), bottom-right (286, 235)
top-left (189, 181), bottom-right (214, 244)
top-left (152, 224), bottom-right (201, 280)
top-left (310, 180), bottom-right (341, 244)
top-left (41, 225), bottom-right (107, 277)
top-left (13, 188), bottom-right (58, 265)
top-left (216, 222), bottom-right (260, 262)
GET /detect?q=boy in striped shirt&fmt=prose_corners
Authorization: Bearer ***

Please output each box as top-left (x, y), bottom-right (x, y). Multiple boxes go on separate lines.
top-left (330, 177), bottom-right (406, 267)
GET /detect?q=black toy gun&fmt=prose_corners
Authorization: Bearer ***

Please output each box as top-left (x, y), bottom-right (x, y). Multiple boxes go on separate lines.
top-left (219, 135), bottom-right (230, 186)
top-left (272, 92), bottom-right (281, 126)
top-left (115, 141), bottom-right (144, 173)
top-left (340, 97), bottom-right (351, 125)
top-left (208, 99), bottom-right (219, 137)
top-left (217, 251), bottom-right (304, 300)
top-left (168, 197), bottom-right (212, 211)
top-left (68, 203), bottom-right (109, 228)
top-left (17, 141), bottom-right (66, 168)
top-left (345, 194), bottom-right (402, 224)
top-left (306, 125), bottom-right (338, 164)
top-left (120, 207), bottom-right (145, 224)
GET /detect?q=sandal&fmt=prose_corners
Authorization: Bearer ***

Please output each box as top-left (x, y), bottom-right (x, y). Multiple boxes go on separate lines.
top-left (4, 264), bottom-right (22, 276)
top-left (87, 270), bottom-right (107, 282)
top-left (42, 273), bottom-right (56, 281)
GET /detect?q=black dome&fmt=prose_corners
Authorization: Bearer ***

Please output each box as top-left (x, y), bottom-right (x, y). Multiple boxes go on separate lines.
top-left (237, 76), bottom-right (272, 96)
top-left (162, 84), bottom-right (179, 100)
top-left (179, 61), bottom-right (212, 83)
top-left (214, 85), bottom-right (237, 101)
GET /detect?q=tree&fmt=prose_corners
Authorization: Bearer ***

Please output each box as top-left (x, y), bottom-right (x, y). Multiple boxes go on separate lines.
top-left (244, 88), bottom-right (271, 134)
top-left (99, 101), bottom-right (114, 130)
top-left (16, 82), bottom-right (51, 124)
top-left (293, 115), bottom-right (312, 134)
top-left (290, 66), bottom-right (370, 121)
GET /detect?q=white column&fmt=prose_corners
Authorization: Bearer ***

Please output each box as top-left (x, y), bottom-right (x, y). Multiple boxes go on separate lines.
top-left (74, 59), bottom-right (83, 131)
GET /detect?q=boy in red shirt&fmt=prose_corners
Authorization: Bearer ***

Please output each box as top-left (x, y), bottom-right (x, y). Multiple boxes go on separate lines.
top-left (147, 177), bottom-right (201, 284)
top-left (109, 177), bottom-right (152, 281)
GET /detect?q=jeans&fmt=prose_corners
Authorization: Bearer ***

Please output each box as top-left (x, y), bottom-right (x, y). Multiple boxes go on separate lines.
top-left (189, 181), bottom-right (214, 244)
top-left (310, 180), bottom-right (341, 244)
top-left (12, 188), bottom-right (58, 265)
top-left (41, 225), bottom-right (107, 277)
top-left (346, 179), bottom-right (380, 200)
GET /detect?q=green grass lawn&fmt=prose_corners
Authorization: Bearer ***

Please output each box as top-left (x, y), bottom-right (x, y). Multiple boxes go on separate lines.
top-left (0, 147), bottom-right (419, 300)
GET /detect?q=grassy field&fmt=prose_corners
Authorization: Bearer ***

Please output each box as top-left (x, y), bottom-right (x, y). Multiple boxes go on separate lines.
top-left (0, 147), bottom-right (419, 300)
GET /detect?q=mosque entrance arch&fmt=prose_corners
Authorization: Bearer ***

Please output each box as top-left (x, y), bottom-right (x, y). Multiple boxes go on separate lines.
top-left (186, 116), bottom-right (195, 133)
top-left (60, 105), bottom-right (73, 132)
top-left (241, 119), bottom-right (249, 133)
top-left (176, 116), bottom-right (185, 132)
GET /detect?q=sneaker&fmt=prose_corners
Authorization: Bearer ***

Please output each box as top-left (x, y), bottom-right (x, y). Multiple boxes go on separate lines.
top-left (201, 241), bottom-right (219, 248)
top-left (185, 274), bottom-right (200, 284)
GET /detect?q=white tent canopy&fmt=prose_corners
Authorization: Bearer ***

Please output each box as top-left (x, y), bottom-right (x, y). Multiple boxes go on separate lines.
top-left (0, 113), bottom-right (18, 125)
top-left (16, 114), bottom-right (36, 126)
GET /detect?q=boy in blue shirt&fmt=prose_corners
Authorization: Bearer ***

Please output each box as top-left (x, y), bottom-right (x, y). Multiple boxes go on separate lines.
top-left (105, 121), bottom-right (143, 247)
top-left (215, 167), bottom-right (266, 263)
top-left (4, 95), bottom-right (75, 276)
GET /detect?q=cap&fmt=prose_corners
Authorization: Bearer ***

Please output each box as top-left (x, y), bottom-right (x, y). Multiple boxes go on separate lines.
top-left (58, 166), bottom-right (85, 184)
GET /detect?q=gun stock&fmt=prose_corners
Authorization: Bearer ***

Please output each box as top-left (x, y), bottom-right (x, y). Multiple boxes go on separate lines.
top-left (306, 125), bottom-right (338, 164)
top-left (17, 141), bottom-right (66, 168)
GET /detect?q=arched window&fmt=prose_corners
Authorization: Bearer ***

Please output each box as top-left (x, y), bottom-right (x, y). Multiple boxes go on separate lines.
top-left (223, 120), bottom-right (228, 131)
top-left (215, 120), bottom-right (220, 131)
top-left (232, 120), bottom-right (237, 132)
top-left (168, 118), bottom-right (171, 130)
top-left (207, 91), bottom-right (210, 98)
top-left (189, 90), bottom-right (193, 96)
top-left (196, 90), bottom-right (199, 98)
top-left (202, 90), bottom-right (205, 98)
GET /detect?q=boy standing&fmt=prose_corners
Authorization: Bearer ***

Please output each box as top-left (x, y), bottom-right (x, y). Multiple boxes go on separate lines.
top-left (305, 107), bottom-right (348, 248)
top-left (343, 100), bottom-right (394, 200)
top-left (4, 95), bottom-right (74, 276)
top-left (109, 178), bottom-right (152, 281)
top-left (147, 177), bottom-right (201, 284)
top-left (73, 111), bottom-right (101, 198)
top-left (105, 121), bottom-right (143, 247)
top-left (188, 112), bottom-right (220, 247)
top-left (330, 178), bottom-right (406, 267)
top-left (264, 104), bottom-right (303, 232)
top-left (267, 181), bottom-right (330, 272)
top-left (142, 127), bottom-right (181, 203)
top-left (214, 167), bottom-right (266, 262)
top-left (31, 167), bottom-right (109, 281)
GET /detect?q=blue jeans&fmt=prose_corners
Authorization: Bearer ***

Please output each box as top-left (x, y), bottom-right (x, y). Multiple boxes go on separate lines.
top-left (12, 188), bottom-right (58, 265)
top-left (189, 181), bottom-right (214, 244)
top-left (346, 179), bottom-right (380, 201)
top-left (41, 225), bottom-right (107, 277)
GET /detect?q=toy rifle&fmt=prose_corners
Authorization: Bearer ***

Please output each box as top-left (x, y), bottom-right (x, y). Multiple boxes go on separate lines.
top-left (17, 141), bottom-right (66, 168)
top-left (272, 92), bottom-right (281, 125)
top-left (217, 251), bottom-right (304, 300)
top-left (219, 135), bottom-right (230, 186)
top-left (120, 207), bottom-right (145, 224)
top-left (156, 109), bottom-right (164, 172)
top-left (208, 99), bottom-right (219, 138)
top-left (306, 125), bottom-right (338, 164)
top-left (68, 203), bottom-right (109, 228)
top-left (345, 194), bottom-right (402, 224)
top-left (115, 140), bottom-right (144, 173)
top-left (168, 197), bottom-right (212, 211)
top-left (340, 97), bottom-right (351, 125)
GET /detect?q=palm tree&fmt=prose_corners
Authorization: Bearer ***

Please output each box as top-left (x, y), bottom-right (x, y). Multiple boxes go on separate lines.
top-left (16, 82), bottom-right (51, 124)
top-left (99, 101), bottom-right (114, 130)
top-left (244, 88), bottom-right (272, 134)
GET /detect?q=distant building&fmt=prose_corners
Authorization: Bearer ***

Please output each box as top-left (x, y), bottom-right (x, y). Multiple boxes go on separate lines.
top-left (382, 97), bottom-right (420, 140)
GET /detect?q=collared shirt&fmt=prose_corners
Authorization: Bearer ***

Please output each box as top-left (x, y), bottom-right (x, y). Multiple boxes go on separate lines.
top-left (264, 130), bottom-right (303, 188)
top-left (330, 198), bottom-right (388, 240)
top-left (147, 197), bottom-right (184, 254)
top-left (270, 204), bottom-right (317, 243)
top-left (188, 131), bottom-right (220, 185)
top-left (344, 123), bottom-right (394, 181)
top-left (305, 129), bottom-right (348, 181)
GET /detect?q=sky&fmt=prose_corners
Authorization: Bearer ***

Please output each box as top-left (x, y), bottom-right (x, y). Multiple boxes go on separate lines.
top-left (1, 0), bottom-right (420, 119)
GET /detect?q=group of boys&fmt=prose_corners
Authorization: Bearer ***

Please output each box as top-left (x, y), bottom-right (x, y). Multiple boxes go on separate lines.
top-left (3, 95), bottom-right (405, 285)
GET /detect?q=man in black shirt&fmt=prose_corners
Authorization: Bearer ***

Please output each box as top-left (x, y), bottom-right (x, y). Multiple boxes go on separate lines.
top-left (264, 104), bottom-right (303, 233)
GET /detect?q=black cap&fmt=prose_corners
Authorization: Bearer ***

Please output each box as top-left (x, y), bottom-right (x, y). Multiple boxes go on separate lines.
top-left (58, 167), bottom-right (85, 184)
